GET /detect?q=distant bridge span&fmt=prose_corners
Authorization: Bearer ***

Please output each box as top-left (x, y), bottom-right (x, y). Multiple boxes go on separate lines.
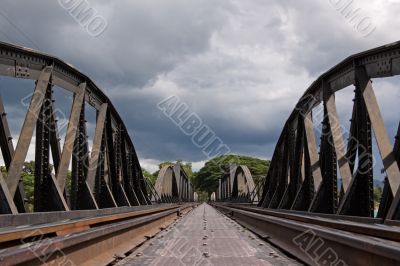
top-left (214, 164), bottom-right (258, 203)
top-left (153, 163), bottom-right (198, 203)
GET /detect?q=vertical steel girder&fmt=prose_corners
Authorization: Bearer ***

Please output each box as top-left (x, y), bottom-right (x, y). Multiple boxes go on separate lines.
top-left (70, 100), bottom-right (98, 210)
top-left (338, 76), bottom-right (373, 216)
top-left (309, 97), bottom-right (338, 214)
top-left (34, 84), bottom-right (66, 211)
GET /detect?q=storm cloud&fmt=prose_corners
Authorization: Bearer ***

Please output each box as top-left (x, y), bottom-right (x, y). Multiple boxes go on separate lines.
top-left (0, 0), bottom-right (399, 172)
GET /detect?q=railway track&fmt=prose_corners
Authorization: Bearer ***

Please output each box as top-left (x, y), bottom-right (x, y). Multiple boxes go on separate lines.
top-left (212, 203), bottom-right (400, 266)
top-left (0, 203), bottom-right (198, 266)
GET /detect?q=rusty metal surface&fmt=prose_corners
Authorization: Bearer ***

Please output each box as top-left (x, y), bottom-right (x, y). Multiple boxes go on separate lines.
top-left (216, 203), bottom-right (400, 241)
top-left (213, 203), bottom-right (400, 266)
top-left (0, 205), bottom-right (182, 243)
top-left (0, 204), bottom-right (197, 265)
top-left (117, 203), bottom-right (299, 266)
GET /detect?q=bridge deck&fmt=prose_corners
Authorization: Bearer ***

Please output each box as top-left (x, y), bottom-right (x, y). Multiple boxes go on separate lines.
top-left (117, 203), bottom-right (299, 265)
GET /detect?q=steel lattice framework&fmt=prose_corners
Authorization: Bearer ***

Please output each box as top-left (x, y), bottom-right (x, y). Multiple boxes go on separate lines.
top-left (153, 163), bottom-right (197, 202)
top-left (259, 41), bottom-right (400, 221)
top-left (216, 165), bottom-right (258, 203)
top-left (0, 42), bottom-right (151, 214)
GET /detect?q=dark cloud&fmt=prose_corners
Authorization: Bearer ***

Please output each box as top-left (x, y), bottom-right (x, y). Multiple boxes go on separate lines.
top-left (0, 0), bottom-right (399, 171)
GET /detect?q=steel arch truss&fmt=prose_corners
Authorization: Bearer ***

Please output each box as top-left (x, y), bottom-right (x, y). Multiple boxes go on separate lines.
top-left (217, 165), bottom-right (258, 203)
top-left (0, 42), bottom-right (150, 214)
top-left (153, 163), bottom-right (197, 203)
top-left (259, 41), bottom-right (400, 221)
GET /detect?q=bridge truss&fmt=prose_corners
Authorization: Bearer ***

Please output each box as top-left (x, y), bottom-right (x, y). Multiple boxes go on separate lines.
top-left (215, 164), bottom-right (258, 203)
top-left (0, 42), bottom-right (151, 214)
top-left (153, 163), bottom-right (197, 203)
top-left (212, 41), bottom-right (400, 265)
top-left (257, 41), bottom-right (400, 220)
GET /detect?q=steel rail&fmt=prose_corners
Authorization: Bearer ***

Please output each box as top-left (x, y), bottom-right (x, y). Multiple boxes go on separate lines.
top-left (214, 203), bottom-right (400, 241)
top-left (212, 203), bottom-right (400, 266)
top-left (0, 203), bottom-right (198, 265)
top-left (0, 204), bottom-right (182, 243)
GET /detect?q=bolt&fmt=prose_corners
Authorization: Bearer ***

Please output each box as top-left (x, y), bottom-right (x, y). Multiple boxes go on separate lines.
top-left (114, 254), bottom-right (126, 259)
top-left (203, 252), bottom-right (209, 257)
top-left (136, 252), bottom-right (143, 257)
top-left (203, 243), bottom-right (207, 246)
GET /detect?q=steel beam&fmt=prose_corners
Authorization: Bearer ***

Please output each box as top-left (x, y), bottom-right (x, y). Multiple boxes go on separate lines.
top-left (6, 66), bottom-right (53, 197)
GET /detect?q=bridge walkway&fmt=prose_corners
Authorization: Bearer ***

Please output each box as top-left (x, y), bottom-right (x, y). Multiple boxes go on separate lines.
top-left (116, 203), bottom-right (299, 265)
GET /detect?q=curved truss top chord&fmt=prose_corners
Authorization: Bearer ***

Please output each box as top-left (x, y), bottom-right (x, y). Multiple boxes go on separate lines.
top-left (154, 163), bottom-right (197, 203)
top-left (0, 42), bottom-right (150, 214)
top-left (216, 165), bottom-right (258, 203)
top-left (259, 41), bottom-right (400, 221)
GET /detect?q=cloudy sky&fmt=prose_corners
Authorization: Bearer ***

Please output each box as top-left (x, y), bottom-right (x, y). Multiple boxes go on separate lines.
top-left (0, 0), bottom-right (399, 173)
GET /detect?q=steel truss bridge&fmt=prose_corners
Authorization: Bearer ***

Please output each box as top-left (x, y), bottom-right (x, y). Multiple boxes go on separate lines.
top-left (0, 41), bottom-right (399, 265)
top-left (213, 164), bottom-right (258, 203)
top-left (153, 163), bottom-right (198, 203)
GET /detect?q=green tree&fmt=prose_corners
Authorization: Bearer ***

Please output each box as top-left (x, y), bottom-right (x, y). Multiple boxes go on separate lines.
top-left (193, 155), bottom-right (270, 195)
top-left (373, 186), bottom-right (382, 205)
top-left (159, 161), bottom-right (174, 169)
top-left (6, 161), bottom-right (36, 211)
top-left (142, 168), bottom-right (157, 185)
top-left (196, 191), bottom-right (209, 202)
top-left (151, 161), bottom-right (174, 179)
top-left (152, 161), bottom-right (194, 182)
top-left (177, 160), bottom-right (193, 180)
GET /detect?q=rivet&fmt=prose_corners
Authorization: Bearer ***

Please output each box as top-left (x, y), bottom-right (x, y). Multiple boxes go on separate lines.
top-left (114, 253), bottom-right (126, 259)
